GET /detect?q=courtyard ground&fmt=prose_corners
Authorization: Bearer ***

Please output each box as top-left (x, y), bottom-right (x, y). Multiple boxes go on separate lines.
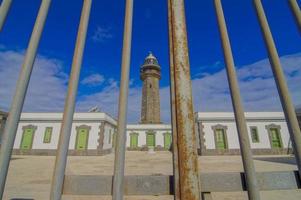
top-left (3, 151), bottom-right (301, 200)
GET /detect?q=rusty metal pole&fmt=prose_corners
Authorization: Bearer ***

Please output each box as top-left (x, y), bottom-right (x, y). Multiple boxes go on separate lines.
top-left (288, 0), bottom-right (301, 32)
top-left (0, 0), bottom-right (12, 31)
top-left (167, 0), bottom-right (180, 199)
top-left (170, 0), bottom-right (200, 199)
top-left (112, 0), bottom-right (134, 199)
top-left (254, 0), bottom-right (301, 180)
top-left (214, 1), bottom-right (261, 200)
top-left (49, 1), bottom-right (92, 199)
top-left (0, 0), bottom-right (51, 198)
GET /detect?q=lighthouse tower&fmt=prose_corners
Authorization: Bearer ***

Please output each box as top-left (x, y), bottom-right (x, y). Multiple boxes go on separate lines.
top-left (140, 52), bottom-right (161, 124)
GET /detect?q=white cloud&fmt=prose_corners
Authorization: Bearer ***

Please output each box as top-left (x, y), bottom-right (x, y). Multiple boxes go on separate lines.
top-left (76, 80), bottom-right (142, 123)
top-left (191, 53), bottom-right (301, 113)
top-left (92, 26), bottom-right (113, 43)
top-left (0, 49), bottom-right (68, 112)
top-left (81, 73), bottom-right (105, 86)
top-left (0, 47), bottom-right (300, 123)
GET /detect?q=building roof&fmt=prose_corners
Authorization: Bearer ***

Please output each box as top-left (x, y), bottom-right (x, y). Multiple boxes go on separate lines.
top-left (19, 112), bottom-right (117, 125)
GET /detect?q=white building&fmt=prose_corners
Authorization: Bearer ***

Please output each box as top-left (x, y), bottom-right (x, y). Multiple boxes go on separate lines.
top-left (196, 112), bottom-right (292, 155)
top-left (0, 111), bottom-right (297, 156)
top-left (8, 112), bottom-right (116, 155)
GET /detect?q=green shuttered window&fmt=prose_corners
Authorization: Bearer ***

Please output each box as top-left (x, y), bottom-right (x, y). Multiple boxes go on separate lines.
top-left (20, 127), bottom-right (35, 150)
top-left (130, 133), bottom-right (138, 148)
top-left (43, 127), bottom-right (52, 143)
top-left (250, 127), bottom-right (259, 143)
top-left (270, 128), bottom-right (282, 148)
top-left (146, 132), bottom-right (155, 147)
top-left (76, 128), bottom-right (89, 150)
top-left (164, 132), bottom-right (172, 150)
top-left (215, 129), bottom-right (227, 150)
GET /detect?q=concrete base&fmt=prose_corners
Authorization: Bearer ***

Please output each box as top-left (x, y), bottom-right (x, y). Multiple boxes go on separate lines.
top-left (63, 171), bottom-right (300, 195)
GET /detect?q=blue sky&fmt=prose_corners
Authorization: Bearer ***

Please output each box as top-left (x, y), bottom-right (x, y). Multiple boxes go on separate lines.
top-left (0, 0), bottom-right (300, 123)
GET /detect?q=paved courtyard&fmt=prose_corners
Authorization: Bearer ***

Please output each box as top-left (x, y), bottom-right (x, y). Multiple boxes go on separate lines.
top-left (3, 152), bottom-right (301, 199)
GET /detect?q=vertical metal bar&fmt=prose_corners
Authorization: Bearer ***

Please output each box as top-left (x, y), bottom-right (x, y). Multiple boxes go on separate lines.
top-left (254, 0), bottom-right (301, 180)
top-left (112, 0), bottom-right (134, 199)
top-left (214, 1), bottom-right (261, 200)
top-left (49, 0), bottom-right (92, 199)
top-left (0, 0), bottom-right (51, 198)
top-left (288, 0), bottom-right (301, 32)
top-left (170, 0), bottom-right (200, 199)
top-left (0, 0), bottom-right (12, 31)
top-left (167, 0), bottom-right (180, 199)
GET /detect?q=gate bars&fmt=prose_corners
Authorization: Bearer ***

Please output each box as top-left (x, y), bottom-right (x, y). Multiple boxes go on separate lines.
top-left (214, 0), bottom-right (261, 200)
top-left (254, 0), bottom-right (301, 182)
top-left (0, 0), bottom-right (300, 200)
top-left (288, 0), bottom-right (301, 31)
top-left (0, 0), bottom-right (51, 198)
top-left (167, 0), bottom-right (180, 199)
top-left (112, 0), bottom-right (134, 199)
top-left (0, 0), bottom-right (12, 32)
top-left (50, 0), bottom-right (92, 199)
top-left (168, 0), bottom-right (201, 199)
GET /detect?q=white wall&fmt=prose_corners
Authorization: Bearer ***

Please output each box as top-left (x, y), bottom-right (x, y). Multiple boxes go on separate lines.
top-left (14, 122), bottom-right (102, 150)
top-left (12, 112), bottom-right (292, 152)
top-left (103, 123), bottom-right (115, 150)
top-left (14, 112), bottom-right (117, 150)
top-left (126, 124), bottom-right (172, 147)
top-left (197, 112), bottom-right (291, 150)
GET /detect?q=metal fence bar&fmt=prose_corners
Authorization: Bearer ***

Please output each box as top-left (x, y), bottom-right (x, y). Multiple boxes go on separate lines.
top-left (112, 0), bottom-right (134, 199)
top-left (254, 0), bottom-right (301, 180)
top-left (169, 0), bottom-right (200, 199)
top-left (214, 1), bottom-right (261, 200)
top-left (167, 0), bottom-right (180, 199)
top-left (0, 0), bottom-right (12, 31)
top-left (49, 0), bottom-right (92, 199)
top-left (288, 0), bottom-right (301, 32)
top-left (0, 0), bottom-right (51, 198)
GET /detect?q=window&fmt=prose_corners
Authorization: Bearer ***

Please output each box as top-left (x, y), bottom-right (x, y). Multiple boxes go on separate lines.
top-left (75, 125), bottom-right (90, 150)
top-left (164, 132), bottom-right (172, 150)
top-left (146, 131), bottom-right (156, 147)
top-left (212, 125), bottom-right (228, 150)
top-left (266, 124), bottom-right (283, 149)
top-left (43, 127), bottom-right (53, 143)
top-left (215, 129), bottom-right (227, 150)
top-left (250, 127), bottom-right (259, 143)
top-left (270, 128), bottom-right (282, 148)
top-left (130, 133), bottom-right (138, 148)
top-left (20, 125), bottom-right (36, 150)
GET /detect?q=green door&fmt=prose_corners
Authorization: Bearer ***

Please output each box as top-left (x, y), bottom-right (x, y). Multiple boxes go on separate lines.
top-left (146, 133), bottom-right (155, 147)
top-left (215, 129), bottom-right (227, 150)
top-left (76, 129), bottom-right (88, 150)
top-left (130, 134), bottom-right (138, 148)
top-left (270, 128), bottom-right (282, 148)
top-left (20, 128), bottom-right (34, 150)
top-left (164, 133), bottom-right (172, 149)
